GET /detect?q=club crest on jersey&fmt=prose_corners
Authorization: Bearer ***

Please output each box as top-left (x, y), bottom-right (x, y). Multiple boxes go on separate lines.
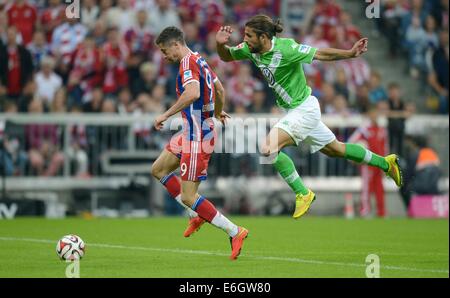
top-left (299, 45), bottom-right (311, 54)
top-left (261, 67), bottom-right (276, 86)
top-left (183, 70), bottom-right (193, 81)
top-left (236, 42), bottom-right (245, 49)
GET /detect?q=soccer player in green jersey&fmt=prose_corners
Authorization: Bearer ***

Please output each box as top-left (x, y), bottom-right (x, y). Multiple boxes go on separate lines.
top-left (216, 15), bottom-right (403, 218)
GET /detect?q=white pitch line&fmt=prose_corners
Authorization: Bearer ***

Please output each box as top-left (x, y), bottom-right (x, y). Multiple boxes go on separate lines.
top-left (0, 237), bottom-right (448, 275)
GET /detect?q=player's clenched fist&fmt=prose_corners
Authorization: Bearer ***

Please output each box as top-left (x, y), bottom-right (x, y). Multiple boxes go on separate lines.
top-left (154, 114), bottom-right (168, 131)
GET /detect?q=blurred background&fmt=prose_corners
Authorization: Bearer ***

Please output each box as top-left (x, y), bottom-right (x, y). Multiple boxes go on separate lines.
top-left (0, 0), bottom-right (448, 219)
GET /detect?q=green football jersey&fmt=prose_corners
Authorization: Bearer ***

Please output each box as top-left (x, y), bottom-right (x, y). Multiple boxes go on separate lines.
top-left (228, 37), bottom-right (317, 109)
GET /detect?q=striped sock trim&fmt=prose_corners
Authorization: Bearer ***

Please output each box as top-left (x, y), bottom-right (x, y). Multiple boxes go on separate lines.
top-left (191, 195), bottom-right (205, 211)
top-left (285, 171), bottom-right (300, 184)
top-left (363, 150), bottom-right (373, 164)
top-left (160, 172), bottom-right (175, 185)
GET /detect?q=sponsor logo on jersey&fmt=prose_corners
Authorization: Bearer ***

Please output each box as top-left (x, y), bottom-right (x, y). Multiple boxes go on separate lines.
top-left (236, 42), bottom-right (245, 49)
top-left (261, 67), bottom-right (276, 86)
top-left (183, 70), bottom-right (193, 81)
top-left (299, 45), bottom-right (311, 54)
top-left (202, 103), bottom-right (215, 112)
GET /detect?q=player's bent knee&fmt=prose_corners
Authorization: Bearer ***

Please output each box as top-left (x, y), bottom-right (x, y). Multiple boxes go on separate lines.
top-left (150, 163), bottom-right (163, 179)
top-left (260, 145), bottom-right (273, 157)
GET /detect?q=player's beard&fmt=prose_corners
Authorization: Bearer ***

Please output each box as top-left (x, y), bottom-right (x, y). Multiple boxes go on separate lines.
top-left (248, 42), bottom-right (263, 53)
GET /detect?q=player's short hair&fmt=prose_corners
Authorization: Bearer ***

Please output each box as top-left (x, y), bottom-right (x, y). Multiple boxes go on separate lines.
top-left (155, 26), bottom-right (185, 46)
top-left (245, 14), bottom-right (283, 39)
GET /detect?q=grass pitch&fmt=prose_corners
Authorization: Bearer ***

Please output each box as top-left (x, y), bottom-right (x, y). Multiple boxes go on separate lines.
top-left (0, 217), bottom-right (448, 278)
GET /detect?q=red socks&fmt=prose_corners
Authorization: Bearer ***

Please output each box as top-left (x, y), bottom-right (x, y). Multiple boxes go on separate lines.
top-left (192, 196), bottom-right (218, 222)
top-left (160, 173), bottom-right (181, 198)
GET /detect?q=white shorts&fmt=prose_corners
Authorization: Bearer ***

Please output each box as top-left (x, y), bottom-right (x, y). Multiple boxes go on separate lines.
top-left (273, 95), bottom-right (336, 153)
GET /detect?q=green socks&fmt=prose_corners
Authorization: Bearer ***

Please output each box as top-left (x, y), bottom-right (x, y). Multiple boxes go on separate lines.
top-left (272, 145), bottom-right (388, 197)
top-left (344, 143), bottom-right (389, 171)
top-left (273, 152), bottom-right (309, 195)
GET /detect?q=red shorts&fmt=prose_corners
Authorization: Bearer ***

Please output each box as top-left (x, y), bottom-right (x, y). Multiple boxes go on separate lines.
top-left (165, 134), bottom-right (215, 181)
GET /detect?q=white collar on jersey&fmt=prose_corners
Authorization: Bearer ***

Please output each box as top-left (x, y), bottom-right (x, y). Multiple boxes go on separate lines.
top-left (269, 37), bottom-right (276, 52)
top-left (181, 48), bottom-right (196, 61)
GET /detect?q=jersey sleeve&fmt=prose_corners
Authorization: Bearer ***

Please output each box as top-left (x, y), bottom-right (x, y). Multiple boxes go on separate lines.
top-left (228, 42), bottom-right (252, 61)
top-left (285, 39), bottom-right (317, 64)
top-left (180, 56), bottom-right (200, 87)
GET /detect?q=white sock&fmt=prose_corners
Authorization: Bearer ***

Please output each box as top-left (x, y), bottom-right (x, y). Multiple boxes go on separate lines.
top-left (211, 212), bottom-right (239, 237)
top-left (175, 195), bottom-right (198, 218)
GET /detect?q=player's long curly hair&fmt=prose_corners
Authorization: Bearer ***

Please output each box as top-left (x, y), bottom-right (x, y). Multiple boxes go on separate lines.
top-left (245, 14), bottom-right (283, 39)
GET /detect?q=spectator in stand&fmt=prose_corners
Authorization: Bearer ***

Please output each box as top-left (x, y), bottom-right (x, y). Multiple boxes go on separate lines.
top-left (51, 17), bottom-right (88, 79)
top-left (150, 84), bottom-right (168, 110)
top-left (132, 0), bottom-right (156, 11)
top-left (6, 0), bottom-right (37, 45)
top-left (27, 30), bottom-right (52, 69)
top-left (0, 26), bottom-right (33, 100)
top-left (26, 98), bottom-right (64, 176)
top-left (406, 15), bottom-right (428, 78)
top-left (400, 135), bottom-right (442, 209)
top-left (99, 0), bottom-right (114, 17)
top-left (226, 63), bottom-right (264, 111)
top-left (195, 0), bottom-right (225, 40)
top-left (381, 0), bottom-right (408, 58)
top-left (387, 82), bottom-right (410, 156)
top-left (101, 99), bottom-right (117, 113)
top-left (105, 0), bottom-right (136, 33)
top-left (333, 67), bottom-right (350, 100)
top-left (149, 0), bottom-right (181, 36)
top-left (81, 0), bottom-right (100, 30)
top-left (125, 9), bottom-right (155, 95)
top-left (401, 0), bottom-right (428, 41)
top-left (183, 22), bottom-right (205, 54)
top-left (337, 11), bottom-right (361, 49)
top-left (233, 0), bottom-right (270, 28)
top-left (428, 29), bottom-right (449, 114)
top-left (132, 62), bottom-right (160, 98)
top-left (249, 89), bottom-right (268, 113)
top-left (333, 56), bottom-right (370, 94)
top-left (319, 82), bottom-right (336, 113)
top-left (424, 14), bottom-right (440, 49)
top-left (50, 88), bottom-right (67, 113)
top-left (312, 0), bottom-right (341, 43)
top-left (40, 0), bottom-right (64, 43)
top-left (83, 87), bottom-right (104, 113)
top-left (302, 24), bottom-right (329, 85)
top-left (91, 19), bottom-right (108, 46)
top-left (368, 71), bottom-right (388, 104)
top-left (355, 82), bottom-right (371, 113)
top-left (102, 27), bottom-right (130, 98)
top-left (431, 0), bottom-right (449, 30)
top-left (117, 87), bottom-right (133, 115)
top-left (67, 33), bottom-right (103, 107)
top-left (326, 94), bottom-right (353, 117)
top-left (35, 56), bottom-right (63, 110)
top-left (0, 101), bottom-right (28, 176)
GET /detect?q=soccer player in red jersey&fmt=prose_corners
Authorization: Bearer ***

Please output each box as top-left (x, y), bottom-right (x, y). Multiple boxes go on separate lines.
top-left (151, 27), bottom-right (248, 260)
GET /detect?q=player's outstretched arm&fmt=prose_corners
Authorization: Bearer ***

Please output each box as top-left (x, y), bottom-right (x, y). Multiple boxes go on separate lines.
top-left (154, 82), bottom-right (200, 130)
top-left (216, 26), bottom-right (235, 62)
top-left (213, 79), bottom-right (230, 125)
top-left (314, 38), bottom-right (368, 61)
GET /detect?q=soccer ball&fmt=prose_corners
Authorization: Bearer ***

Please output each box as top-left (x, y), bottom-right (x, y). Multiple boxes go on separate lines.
top-left (56, 235), bottom-right (85, 261)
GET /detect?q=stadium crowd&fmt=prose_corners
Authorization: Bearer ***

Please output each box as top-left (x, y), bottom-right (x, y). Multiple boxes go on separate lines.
top-left (0, 0), bottom-right (447, 178)
top-left (371, 0), bottom-right (448, 113)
